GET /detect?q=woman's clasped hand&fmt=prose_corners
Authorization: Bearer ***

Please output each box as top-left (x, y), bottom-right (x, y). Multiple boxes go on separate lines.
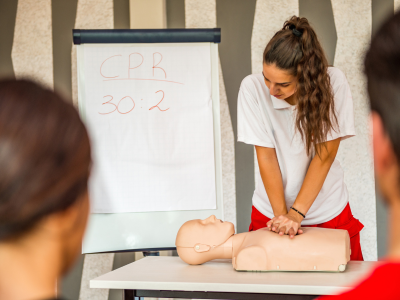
top-left (266, 210), bottom-right (304, 239)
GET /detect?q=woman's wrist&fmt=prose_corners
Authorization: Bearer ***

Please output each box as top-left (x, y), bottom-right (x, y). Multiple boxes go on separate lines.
top-left (273, 208), bottom-right (288, 217)
top-left (288, 208), bottom-right (304, 223)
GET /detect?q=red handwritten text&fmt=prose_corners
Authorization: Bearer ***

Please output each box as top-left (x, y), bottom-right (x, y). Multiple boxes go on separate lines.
top-left (128, 53), bottom-right (144, 79)
top-left (100, 55), bottom-right (121, 78)
top-left (152, 52), bottom-right (167, 78)
top-left (99, 52), bottom-right (180, 83)
top-left (98, 95), bottom-right (135, 115)
top-left (149, 90), bottom-right (169, 112)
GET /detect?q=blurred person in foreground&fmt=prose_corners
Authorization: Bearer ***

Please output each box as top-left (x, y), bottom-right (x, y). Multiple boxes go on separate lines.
top-left (0, 80), bottom-right (91, 300)
top-left (319, 10), bottom-right (400, 300)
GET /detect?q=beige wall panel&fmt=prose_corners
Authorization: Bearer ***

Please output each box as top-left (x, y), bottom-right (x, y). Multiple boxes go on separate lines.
top-left (185, 0), bottom-right (236, 227)
top-left (185, 0), bottom-right (216, 28)
top-left (396, 0), bottom-right (400, 11)
top-left (251, 0), bottom-right (299, 75)
top-left (331, 0), bottom-right (377, 261)
top-left (11, 0), bottom-right (53, 88)
top-left (71, 1), bottom-right (114, 299)
top-left (130, 0), bottom-right (167, 29)
top-left (79, 253), bottom-right (115, 300)
top-left (251, 0), bottom-right (299, 185)
top-left (71, 0), bottom-right (114, 106)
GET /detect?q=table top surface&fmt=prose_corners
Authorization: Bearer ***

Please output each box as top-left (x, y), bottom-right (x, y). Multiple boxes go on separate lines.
top-left (90, 256), bottom-right (378, 295)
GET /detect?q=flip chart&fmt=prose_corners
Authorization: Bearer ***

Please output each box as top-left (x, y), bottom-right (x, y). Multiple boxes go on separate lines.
top-left (81, 43), bottom-right (216, 213)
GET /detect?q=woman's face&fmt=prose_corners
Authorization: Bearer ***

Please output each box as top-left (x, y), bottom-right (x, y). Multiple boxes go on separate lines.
top-left (262, 63), bottom-right (298, 102)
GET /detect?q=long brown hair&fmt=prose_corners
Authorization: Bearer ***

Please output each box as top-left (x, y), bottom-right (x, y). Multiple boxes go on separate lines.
top-left (263, 16), bottom-right (337, 156)
top-left (0, 79), bottom-right (91, 241)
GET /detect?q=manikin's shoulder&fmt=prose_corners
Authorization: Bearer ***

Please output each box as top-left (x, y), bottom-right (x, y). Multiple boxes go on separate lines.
top-left (233, 245), bottom-right (267, 271)
top-left (231, 230), bottom-right (268, 271)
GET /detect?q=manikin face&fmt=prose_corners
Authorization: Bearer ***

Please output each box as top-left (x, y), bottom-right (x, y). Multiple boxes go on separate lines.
top-left (262, 63), bottom-right (298, 104)
top-left (198, 215), bottom-right (234, 240)
top-left (175, 215), bottom-right (235, 248)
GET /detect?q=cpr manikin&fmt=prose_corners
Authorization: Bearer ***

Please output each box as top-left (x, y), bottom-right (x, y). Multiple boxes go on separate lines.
top-left (175, 215), bottom-right (350, 272)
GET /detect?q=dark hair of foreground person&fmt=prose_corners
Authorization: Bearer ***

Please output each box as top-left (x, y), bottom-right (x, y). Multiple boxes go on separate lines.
top-left (318, 10), bottom-right (400, 300)
top-left (0, 79), bottom-right (91, 300)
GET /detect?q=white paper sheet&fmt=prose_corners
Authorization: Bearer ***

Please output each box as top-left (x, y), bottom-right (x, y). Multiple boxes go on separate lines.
top-left (81, 43), bottom-right (216, 213)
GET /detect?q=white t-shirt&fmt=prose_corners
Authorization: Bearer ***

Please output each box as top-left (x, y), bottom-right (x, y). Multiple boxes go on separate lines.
top-left (237, 67), bottom-right (355, 225)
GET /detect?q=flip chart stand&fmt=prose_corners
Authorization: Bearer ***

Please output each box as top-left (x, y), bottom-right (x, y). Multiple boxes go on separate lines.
top-left (74, 28), bottom-right (223, 255)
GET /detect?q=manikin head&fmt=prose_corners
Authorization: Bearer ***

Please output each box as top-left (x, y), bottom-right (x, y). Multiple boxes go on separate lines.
top-left (175, 215), bottom-right (235, 264)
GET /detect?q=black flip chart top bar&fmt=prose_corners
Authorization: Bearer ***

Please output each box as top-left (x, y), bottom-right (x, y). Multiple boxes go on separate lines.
top-left (73, 28), bottom-right (221, 45)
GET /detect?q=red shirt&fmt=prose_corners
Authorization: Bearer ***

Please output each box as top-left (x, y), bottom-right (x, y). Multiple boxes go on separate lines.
top-left (318, 263), bottom-right (400, 299)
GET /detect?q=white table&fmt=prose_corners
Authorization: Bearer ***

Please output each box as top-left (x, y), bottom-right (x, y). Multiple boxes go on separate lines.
top-left (90, 257), bottom-right (378, 299)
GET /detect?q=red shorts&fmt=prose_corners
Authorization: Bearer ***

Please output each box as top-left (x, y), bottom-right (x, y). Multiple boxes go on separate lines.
top-left (249, 203), bottom-right (364, 261)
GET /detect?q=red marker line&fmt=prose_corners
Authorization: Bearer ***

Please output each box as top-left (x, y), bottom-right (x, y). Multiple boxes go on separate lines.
top-left (103, 78), bottom-right (184, 85)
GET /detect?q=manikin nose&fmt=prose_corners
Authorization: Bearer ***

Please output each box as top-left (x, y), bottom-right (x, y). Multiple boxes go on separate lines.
top-left (205, 215), bottom-right (217, 223)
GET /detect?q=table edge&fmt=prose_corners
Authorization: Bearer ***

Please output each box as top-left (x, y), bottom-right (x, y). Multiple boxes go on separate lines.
top-left (89, 279), bottom-right (351, 295)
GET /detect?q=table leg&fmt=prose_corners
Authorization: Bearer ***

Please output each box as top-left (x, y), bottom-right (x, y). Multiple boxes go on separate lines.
top-left (124, 289), bottom-right (142, 300)
top-left (130, 289), bottom-right (319, 299)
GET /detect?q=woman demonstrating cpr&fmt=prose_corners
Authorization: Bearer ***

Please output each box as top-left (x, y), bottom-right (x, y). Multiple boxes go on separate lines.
top-left (238, 16), bottom-right (364, 260)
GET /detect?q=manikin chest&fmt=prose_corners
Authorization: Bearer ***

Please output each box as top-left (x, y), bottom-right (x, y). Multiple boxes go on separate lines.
top-left (232, 227), bottom-right (350, 272)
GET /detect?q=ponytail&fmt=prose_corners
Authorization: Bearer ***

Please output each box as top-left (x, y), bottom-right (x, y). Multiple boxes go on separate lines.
top-left (263, 16), bottom-right (337, 156)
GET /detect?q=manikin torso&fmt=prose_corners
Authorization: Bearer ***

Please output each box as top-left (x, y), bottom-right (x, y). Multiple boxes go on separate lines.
top-left (176, 216), bottom-right (350, 272)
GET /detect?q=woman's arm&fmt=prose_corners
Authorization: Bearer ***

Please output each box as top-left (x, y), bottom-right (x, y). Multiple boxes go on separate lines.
top-left (267, 138), bottom-right (341, 238)
top-left (255, 145), bottom-right (287, 216)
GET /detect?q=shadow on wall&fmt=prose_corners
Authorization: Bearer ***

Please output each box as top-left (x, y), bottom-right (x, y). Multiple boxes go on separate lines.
top-left (299, 0), bottom-right (337, 65)
top-left (0, 0), bottom-right (18, 79)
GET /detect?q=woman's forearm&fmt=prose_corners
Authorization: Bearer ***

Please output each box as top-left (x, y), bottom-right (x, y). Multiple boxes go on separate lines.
top-left (292, 138), bottom-right (341, 216)
top-left (255, 146), bottom-right (287, 216)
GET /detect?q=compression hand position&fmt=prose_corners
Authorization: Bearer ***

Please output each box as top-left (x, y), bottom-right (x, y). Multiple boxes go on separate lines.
top-left (266, 210), bottom-right (304, 238)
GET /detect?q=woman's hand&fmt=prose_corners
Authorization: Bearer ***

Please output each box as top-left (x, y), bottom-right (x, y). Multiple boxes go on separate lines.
top-left (266, 209), bottom-right (304, 238)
